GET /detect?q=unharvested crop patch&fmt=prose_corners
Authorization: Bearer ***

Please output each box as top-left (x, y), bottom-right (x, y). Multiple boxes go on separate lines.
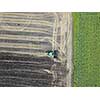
top-left (73, 13), bottom-right (100, 86)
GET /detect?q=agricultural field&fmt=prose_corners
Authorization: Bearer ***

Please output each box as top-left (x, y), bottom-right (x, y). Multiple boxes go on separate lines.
top-left (0, 12), bottom-right (72, 87)
top-left (73, 13), bottom-right (100, 86)
top-left (0, 12), bottom-right (100, 87)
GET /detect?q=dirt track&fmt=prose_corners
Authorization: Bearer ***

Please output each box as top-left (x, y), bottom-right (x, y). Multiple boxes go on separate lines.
top-left (66, 13), bottom-right (73, 86)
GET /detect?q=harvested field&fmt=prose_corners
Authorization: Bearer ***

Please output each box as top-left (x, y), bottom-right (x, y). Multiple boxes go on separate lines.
top-left (0, 12), bottom-right (72, 86)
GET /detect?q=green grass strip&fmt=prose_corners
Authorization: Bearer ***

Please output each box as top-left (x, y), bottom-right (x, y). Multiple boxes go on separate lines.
top-left (73, 12), bottom-right (100, 86)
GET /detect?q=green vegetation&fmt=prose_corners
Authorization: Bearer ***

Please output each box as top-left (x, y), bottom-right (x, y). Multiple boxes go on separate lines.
top-left (73, 13), bottom-right (100, 86)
